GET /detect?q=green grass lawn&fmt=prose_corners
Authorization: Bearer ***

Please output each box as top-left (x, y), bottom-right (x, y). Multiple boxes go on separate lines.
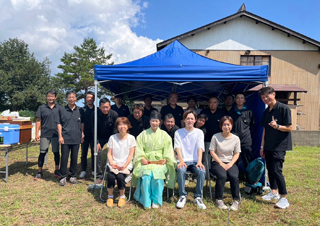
top-left (0, 146), bottom-right (319, 226)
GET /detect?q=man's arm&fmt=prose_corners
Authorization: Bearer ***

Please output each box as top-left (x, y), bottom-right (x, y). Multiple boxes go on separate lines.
top-left (196, 148), bottom-right (205, 170)
top-left (57, 124), bottom-right (64, 145)
top-left (35, 118), bottom-right (41, 142)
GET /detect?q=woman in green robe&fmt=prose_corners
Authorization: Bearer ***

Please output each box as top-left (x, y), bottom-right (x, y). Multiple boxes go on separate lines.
top-left (133, 111), bottom-right (177, 209)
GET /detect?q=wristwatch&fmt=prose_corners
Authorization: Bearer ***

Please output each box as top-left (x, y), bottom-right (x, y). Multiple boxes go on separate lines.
top-left (277, 124), bottom-right (280, 129)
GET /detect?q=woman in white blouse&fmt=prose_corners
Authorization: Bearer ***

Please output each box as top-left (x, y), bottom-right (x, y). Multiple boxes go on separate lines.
top-left (106, 117), bottom-right (136, 208)
top-left (209, 116), bottom-right (241, 211)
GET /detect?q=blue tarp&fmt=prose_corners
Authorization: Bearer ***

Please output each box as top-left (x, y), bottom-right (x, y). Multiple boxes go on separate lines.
top-left (95, 40), bottom-right (268, 82)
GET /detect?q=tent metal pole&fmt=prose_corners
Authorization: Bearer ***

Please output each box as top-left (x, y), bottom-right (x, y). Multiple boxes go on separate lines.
top-left (88, 80), bottom-right (101, 190)
top-left (263, 81), bottom-right (270, 192)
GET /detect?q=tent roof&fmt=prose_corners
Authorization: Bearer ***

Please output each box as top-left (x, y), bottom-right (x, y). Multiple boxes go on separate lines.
top-left (94, 40), bottom-right (268, 102)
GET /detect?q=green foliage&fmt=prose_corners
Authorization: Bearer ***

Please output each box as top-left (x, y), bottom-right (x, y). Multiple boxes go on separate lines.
top-left (0, 38), bottom-right (53, 111)
top-left (56, 37), bottom-right (113, 103)
top-left (18, 110), bottom-right (36, 122)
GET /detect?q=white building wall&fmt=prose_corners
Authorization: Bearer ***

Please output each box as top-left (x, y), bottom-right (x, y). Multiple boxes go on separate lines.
top-left (180, 17), bottom-right (318, 51)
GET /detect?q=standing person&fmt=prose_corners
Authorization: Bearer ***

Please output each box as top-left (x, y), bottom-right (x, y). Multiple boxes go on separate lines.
top-left (210, 116), bottom-right (241, 211)
top-left (160, 113), bottom-right (179, 146)
top-left (195, 114), bottom-right (208, 137)
top-left (223, 94), bottom-right (234, 115)
top-left (111, 94), bottom-right (130, 117)
top-left (184, 96), bottom-right (201, 115)
top-left (57, 91), bottom-right (82, 186)
top-left (175, 110), bottom-right (206, 210)
top-left (106, 117), bottom-right (136, 208)
top-left (143, 94), bottom-right (158, 117)
top-left (127, 104), bottom-right (150, 138)
top-left (94, 98), bottom-right (119, 184)
top-left (160, 92), bottom-right (184, 128)
top-left (229, 92), bottom-right (255, 171)
top-left (133, 111), bottom-right (176, 209)
top-left (199, 96), bottom-right (225, 166)
top-left (34, 89), bottom-right (61, 180)
top-left (259, 87), bottom-right (292, 209)
top-left (79, 91), bottom-right (95, 179)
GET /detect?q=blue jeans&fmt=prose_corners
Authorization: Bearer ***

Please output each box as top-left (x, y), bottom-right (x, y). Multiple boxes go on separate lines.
top-left (176, 162), bottom-right (206, 198)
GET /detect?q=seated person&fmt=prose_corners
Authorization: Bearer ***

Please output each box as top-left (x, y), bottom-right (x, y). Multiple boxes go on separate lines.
top-left (127, 104), bottom-right (150, 138)
top-left (175, 110), bottom-right (206, 210)
top-left (143, 94), bottom-right (158, 117)
top-left (161, 113), bottom-right (179, 146)
top-left (106, 117), bottom-right (136, 208)
top-left (111, 94), bottom-right (130, 117)
top-left (133, 111), bottom-right (176, 209)
top-left (195, 114), bottom-right (208, 137)
top-left (209, 116), bottom-right (241, 211)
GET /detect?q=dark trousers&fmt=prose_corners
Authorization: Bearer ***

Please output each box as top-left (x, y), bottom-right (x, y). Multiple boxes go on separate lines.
top-left (107, 172), bottom-right (126, 190)
top-left (265, 150), bottom-right (287, 195)
top-left (81, 138), bottom-right (94, 171)
top-left (38, 152), bottom-right (60, 168)
top-left (60, 144), bottom-right (79, 178)
top-left (240, 145), bottom-right (252, 170)
top-left (211, 161), bottom-right (240, 200)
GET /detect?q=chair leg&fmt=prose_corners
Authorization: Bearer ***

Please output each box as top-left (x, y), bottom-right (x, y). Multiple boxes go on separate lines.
top-left (126, 182), bottom-right (132, 203)
top-left (206, 156), bottom-right (213, 201)
top-left (99, 162), bottom-right (109, 202)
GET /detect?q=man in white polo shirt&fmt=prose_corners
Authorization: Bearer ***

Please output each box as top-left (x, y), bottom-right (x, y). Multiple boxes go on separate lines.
top-left (174, 110), bottom-right (206, 210)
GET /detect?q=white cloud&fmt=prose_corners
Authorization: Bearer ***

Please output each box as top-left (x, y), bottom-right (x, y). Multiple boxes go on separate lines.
top-left (0, 0), bottom-right (162, 74)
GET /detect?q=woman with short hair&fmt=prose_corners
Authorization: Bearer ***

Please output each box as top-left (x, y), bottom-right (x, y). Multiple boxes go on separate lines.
top-left (106, 117), bottom-right (136, 208)
top-left (209, 116), bottom-right (241, 211)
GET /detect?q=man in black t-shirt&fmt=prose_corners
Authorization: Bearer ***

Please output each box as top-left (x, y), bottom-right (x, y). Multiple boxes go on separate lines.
top-left (143, 94), bottom-right (158, 117)
top-left (161, 113), bottom-right (179, 146)
top-left (57, 91), bottom-right (82, 186)
top-left (199, 96), bottom-right (225, 167)
top-left (127, 104), bottom-right (150, 138)
top-left (259, 86), bottom-right (292, 209)
top-left (79, 91), bottom-right (95, 179)
top-left (93, 98), bottom-right (119, 184)
top-left (160, 92), bottom-right (184, 128)
top-left (34, 89), bottom-right (61, 180)
top-left (222, 94), bottom-right (234, 115)
top-left (111, 94), bottom-right (130, 117)
top-left (228, 93), bottom-right (255, 170)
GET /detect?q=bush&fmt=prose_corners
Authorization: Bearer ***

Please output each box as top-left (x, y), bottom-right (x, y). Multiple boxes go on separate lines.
top-left (18, 110), bottom-right (36, 122)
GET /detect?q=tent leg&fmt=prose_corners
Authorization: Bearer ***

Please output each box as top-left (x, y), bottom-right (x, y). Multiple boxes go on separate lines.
top-left (88, 80), bottom-right (103, 190)
top-left (262, 81), bottom-right (270, 192)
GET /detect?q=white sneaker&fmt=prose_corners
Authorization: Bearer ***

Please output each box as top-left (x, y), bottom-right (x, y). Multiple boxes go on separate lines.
top-left (275, 197), bottom-right (289, 209)
top-left (152, 203), bottom-right (160, 209)
top-left (79, 171), bottom-right (86, 179)
top-left (176, 196), bottom-right (187, 209)
top-left (262, 191), bottom-right (280, 201)
top-left (230, 200), bottom-right (239, 211)
top-left (194, 197), bottom-right (206, 210)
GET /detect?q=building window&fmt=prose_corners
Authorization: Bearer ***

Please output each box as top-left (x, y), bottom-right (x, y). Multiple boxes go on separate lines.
top-left (240, 55), bottom-right (270, 75)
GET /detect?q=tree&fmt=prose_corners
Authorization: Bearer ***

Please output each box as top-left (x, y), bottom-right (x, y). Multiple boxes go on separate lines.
top-left (56, 37), bottom-right (113, 103)
top-left (0, 38), bottom-right (53, 111)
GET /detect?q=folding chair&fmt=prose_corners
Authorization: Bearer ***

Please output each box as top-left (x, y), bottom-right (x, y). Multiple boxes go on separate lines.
top-left (100, 161), bottom-right (132, 203)
top-left (206, 155), bottom-right (242, 203)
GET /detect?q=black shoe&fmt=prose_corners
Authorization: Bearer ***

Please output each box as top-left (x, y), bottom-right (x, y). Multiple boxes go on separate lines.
top-left (34, 172), bottom-right (43, 180)
top-left (54, 170), bottom-right (62, 178)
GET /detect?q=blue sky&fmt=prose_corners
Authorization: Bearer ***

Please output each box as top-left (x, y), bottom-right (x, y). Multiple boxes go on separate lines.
top-left (133, 0), bottom-right (320, 43)
top-left (0, 0), bottom-right (318, 81)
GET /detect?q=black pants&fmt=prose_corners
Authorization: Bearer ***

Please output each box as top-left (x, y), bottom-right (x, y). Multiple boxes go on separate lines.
top-left (240, 145), bottom-right (252, 170)
top-left (38, 152), bottom-right (60, 168)
top-left (60, 144), bottom-right (79, 178)
top-left (211, 161), bottom-right (240, 200)
top-left (81, 138), bottom-right (94, 171)
top-left (107, 172), bottom-right (126, 190)
top-left (265, 150), bottom-right (287, 195)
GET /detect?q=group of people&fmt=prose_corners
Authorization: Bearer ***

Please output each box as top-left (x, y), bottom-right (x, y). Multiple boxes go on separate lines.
top-left (34, 86), bottom-right (292, 210)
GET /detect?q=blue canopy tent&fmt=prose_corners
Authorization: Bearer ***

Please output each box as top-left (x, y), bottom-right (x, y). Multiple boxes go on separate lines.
top-left (91, 40), bottom-right (268, 188)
